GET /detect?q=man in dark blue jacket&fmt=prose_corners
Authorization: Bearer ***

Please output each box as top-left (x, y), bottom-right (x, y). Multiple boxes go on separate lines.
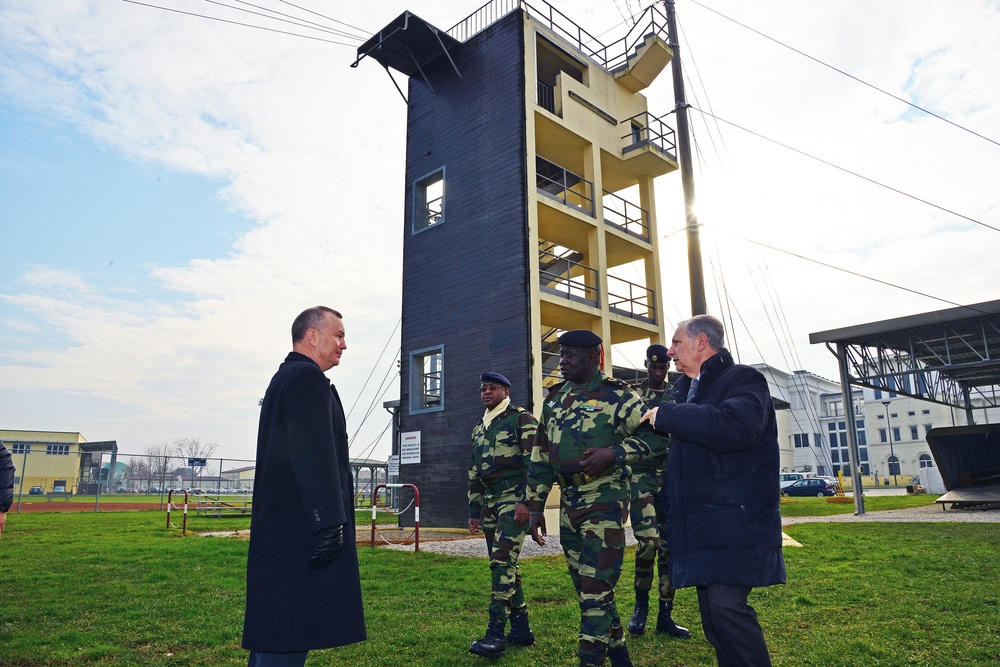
top-left (243, 306), bottom-right (366, 666)
top-left (642, 314), bottom-right (785, 667)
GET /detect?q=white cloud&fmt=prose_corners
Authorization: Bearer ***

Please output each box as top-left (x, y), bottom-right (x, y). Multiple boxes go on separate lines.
top-left (1, 0), bottom-right (998, 459)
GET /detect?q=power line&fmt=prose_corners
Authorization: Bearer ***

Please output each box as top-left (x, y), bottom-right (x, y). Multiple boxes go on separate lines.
top-left (346, 317), bottom-right (401, 420)
top-left (277, 0), bottom-right (368, 36)
top-left (348, 365), bottom-right (400, 448)
top-left (689, 0), bottom-right (1000, 149)
top-left (224, 0), bottom-right (368, 40)
top-left (676, 11), bottom-right (729, 175)
top-left (121, 0), bottom-right (362, 46)
top-left (609, 0), bottom-right (632, 29)
top-left (734, 235), bottom-right (972, 310)
top-left (689, 105), bottom-right (1000, 234)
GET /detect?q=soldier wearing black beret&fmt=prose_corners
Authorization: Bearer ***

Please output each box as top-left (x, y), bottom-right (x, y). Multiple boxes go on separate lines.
top-left (467, 371), bottom-right (539, 658)
top-left (527, 329), bottom-right (667, 666)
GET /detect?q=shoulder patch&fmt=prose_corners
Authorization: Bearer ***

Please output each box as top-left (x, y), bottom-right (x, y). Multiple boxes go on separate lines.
top-left (603, 376), bottom-right (629, 389)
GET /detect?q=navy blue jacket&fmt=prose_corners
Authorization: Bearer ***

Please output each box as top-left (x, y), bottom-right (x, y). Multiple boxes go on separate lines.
top-left (243, 352), bottom-right (366, 652)
top-left (653, 349), bottom-right (785, 589)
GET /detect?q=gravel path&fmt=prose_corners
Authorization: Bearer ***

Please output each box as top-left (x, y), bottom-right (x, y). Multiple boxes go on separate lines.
top-left (379, 531), bottom-right (632, 558)
top-left (780, 501), bottom-right (1000, 525)
top-left (380, 503), bottom-right (1000, 558)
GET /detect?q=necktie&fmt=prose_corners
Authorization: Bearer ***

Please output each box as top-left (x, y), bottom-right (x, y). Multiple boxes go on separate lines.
top-left (686, 377), bottom-right (699, 403)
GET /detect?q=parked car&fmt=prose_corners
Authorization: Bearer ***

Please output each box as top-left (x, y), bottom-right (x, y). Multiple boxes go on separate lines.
top-left (29, 485), bottom-right (44, 495)
top-left (815, 476), bottom-right (841, 489)
top-left (783, 478), bottom-right (837, 497)
top-left (779, 472), bottom-right (806, 490)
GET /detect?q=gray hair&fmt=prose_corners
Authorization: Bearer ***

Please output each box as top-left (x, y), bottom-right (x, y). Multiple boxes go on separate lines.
top-left (291, 306), bottom-right (343, 343)
top-left (678, 314), bottom-right (725, 351)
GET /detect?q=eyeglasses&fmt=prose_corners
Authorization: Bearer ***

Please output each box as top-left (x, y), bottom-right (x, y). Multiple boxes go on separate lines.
top-left (480, 384), bottom-right (504, 392)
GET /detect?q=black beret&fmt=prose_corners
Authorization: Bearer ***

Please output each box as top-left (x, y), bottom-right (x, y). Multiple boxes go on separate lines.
top-left (558, 329), bottom-right (602, 348)
top-left (480, 372), bottom-right (511, 388)
top-left (646, 344), bottom-right (669, 363)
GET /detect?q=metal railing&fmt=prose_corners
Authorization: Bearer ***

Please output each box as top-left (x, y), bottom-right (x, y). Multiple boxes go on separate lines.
top-left (602, 190), bottom-right (649, 240)
top-left (447, 0), bottom-right (669, 75)
top-left (541, 348), bottom-right (562, 383)
top-left (538, 246), bottom-right (598, 306)
top-left (424, 195), bottom-right (443, 227)
top-left (536, 80), bottom-right (555, 113)
top-left (540, 329), bottom-right (562, 383)
top-left (449, 0), bottom-right (604, 63)
top-left (602, 3), bottom-right (670, 72)
top-left (608, 276), bottom-right (655, 323)
top-left (622, 110), bottom-right (677, 157)
top-left (536, 155), bottom-right (594, 215)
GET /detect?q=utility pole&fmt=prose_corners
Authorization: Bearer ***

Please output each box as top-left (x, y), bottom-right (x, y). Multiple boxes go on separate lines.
top-left (664, 0), bottom-right (706, 315)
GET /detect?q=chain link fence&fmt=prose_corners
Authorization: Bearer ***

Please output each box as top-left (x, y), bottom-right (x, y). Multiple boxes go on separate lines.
top-left (9, 446), bottom-right (391, 509)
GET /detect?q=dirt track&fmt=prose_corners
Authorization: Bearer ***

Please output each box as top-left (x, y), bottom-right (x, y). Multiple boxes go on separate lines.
top-left (14, 502), bottom-right (165, 513)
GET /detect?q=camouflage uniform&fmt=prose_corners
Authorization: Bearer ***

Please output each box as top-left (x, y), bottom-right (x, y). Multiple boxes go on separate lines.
top-left (629, 381), bottom-right (674, 605)
top-left (526, 370), bottom-right (665, 666)
top-left (468, 401), bottom-right (538, 622)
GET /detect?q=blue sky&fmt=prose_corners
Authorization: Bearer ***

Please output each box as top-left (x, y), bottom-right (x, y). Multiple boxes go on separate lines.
top-left (1, 104), bottom-right (247, 301)
top-left (1, 0), bottom-right (998, 460)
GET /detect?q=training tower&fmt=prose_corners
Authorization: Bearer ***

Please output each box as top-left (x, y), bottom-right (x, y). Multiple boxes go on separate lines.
top-left (356, 0), bottom-right (678, 526)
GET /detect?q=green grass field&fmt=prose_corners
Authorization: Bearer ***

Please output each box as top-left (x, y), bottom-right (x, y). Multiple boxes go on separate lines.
top-left (1, 499), bottom-right (997, 666)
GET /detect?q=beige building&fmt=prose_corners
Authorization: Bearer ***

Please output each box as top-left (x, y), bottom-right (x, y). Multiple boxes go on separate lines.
top-left (221, 465), bottom-right (256, 491)
top-left (1, 429), bottom-right (117, 494)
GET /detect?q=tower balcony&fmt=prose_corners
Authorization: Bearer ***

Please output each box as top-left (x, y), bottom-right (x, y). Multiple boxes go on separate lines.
top-left (608, 276), bottom-right (655, 324)
top-left (602, 190), bottom-right (648, 241)
top-left (535, 157), bottom-right (653, 268)
top-left (536, 155), bottom-right (594, 216)
top-left (537, 242), bottom-right (658, 329)
top-left (602, 110), bottom-right (678, 193)
top-left (602, 190), bottom-right (653, 268)
top-left (449, 1), bottom-right (670, 82)
top-left (534, 79), bottom-right (678, 194)
top-left (538, 243), bottom-right (598, 308)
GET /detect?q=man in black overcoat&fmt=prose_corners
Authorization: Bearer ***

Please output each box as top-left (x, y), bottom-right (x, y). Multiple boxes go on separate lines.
top-left (0, 439), bottom-right (15, 539)
top-left (642, 314), bottom-right (785, 667)
top-left (243, 306), bottom-right (366, 666)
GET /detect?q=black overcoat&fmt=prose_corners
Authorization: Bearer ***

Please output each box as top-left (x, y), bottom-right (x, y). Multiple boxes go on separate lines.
top-left (0, 440), bottom-right (14, 512)
top-left (653, 349), bottom-right (786, 590)
top-left (242, 352), bottom-right (366, 652)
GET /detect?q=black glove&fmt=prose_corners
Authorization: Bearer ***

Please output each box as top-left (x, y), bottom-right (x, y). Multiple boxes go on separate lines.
top-left (307, 524), bottom-right (345, 570)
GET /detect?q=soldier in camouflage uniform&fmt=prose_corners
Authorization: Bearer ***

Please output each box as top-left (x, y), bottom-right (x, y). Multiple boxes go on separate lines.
top-left (626, 345), bottom-right (690, 639)
top-left (468, 372), bottom-right (538, 659)
top-left (527, 330), bottom-right (666, 667)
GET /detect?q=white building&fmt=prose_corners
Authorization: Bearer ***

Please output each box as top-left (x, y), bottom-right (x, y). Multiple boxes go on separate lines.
top-left (755, 366), bottom-right (865, 477)
top-left (755, 361), bottom-right (1000, 481)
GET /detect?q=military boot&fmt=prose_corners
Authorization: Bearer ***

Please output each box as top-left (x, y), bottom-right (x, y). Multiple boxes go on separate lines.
top-left (627, 591), bottom-right (649, 635)
top-left (470, 608), bottom-right (507, 659)
top-left (607, 644), bottom-right (634, 667)
top-left (505, 609), bottom-right (535, 647)
top-left (655, 600), bottom-right (691, 639)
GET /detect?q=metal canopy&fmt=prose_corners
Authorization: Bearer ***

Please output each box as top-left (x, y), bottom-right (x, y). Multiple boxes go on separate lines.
top-left (79, 440), bottom-right (118, 453)
top-left (810, 299), bottom-right (1000, 515)
top-left (351, 12), bottom-right (462, 101)
top-left (810, 299), bottom-right (1000, 414)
